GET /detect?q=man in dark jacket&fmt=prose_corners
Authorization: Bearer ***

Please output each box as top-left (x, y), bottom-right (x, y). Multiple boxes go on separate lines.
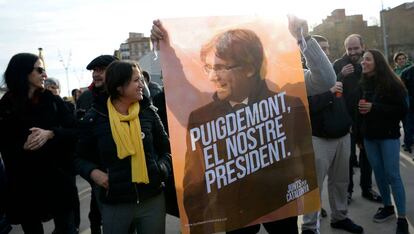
top-left (401, 65), bottom-right (414, 159)
top-left (302, 35), bottom-right (363, 234)
top-left (76, 55), bottom-right (118, 117)
top-left (333, 34), bottom-right (381, 204)
top-left (143, 71), bottom-right (163, 100)
top-left (76, 54), bottom-right (118, 234)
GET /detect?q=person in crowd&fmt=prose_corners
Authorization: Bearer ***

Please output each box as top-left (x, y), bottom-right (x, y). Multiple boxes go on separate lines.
top-left (333, 34), bottom-right (382, 204)
top-left (44, 77), bottom-right (61, 96)
top-left (143, 70), bottom-right (162, 99)
top-left (301, 33), bottom-right (362, 234)
top-left (75, 55), bottom-right (118, 120)
top-left (393, 52), bottom-right (414, 153)
top-left (43, 77), bottom-right (81, 233)
top-left (44, 78), bottom-right (76, 114)
top-left (152, 87), bottom-right (168, 134)
top-left (152, 86), bottom-right (180, 218)
top-left (71, 88), bottom-right (82, 109)
top-left (0, 155), bottom-right (12, 234)
top-left (75, 60), bottom-right (172, 234)
top-left (401, 64), bottom-right (414, 160)
top-left (74, 54), bottom-right (118, 234)
top-left (393, 52), bottom-right (412, 77)
top-left (356, 49), bottom-right (409, 234)
top-left (0, 53), bottom-right (78, 234)
top-left (302, 35), bottom-right (328, 219)
top-left (312, 35), bottom-right (330, 58)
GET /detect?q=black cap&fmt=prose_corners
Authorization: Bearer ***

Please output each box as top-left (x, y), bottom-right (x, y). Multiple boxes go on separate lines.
top-left (86, 55), bottom-right (119, 70)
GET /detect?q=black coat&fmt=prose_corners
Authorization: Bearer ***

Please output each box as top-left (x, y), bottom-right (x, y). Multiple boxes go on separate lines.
top-left (308, 91), bottom-right (335, 137)
top-left (333, 54), bottom-right (363, 119)
top-left (0, 90), bottom-right (78, 224)
top-left (401, 65), bottom-right (414, 112)
top-left (355, 77), bottom-right (408, 142)
top-left (152, 89), bottom-right (168, 134)
top-left (308, 91), bottom-right (351, 138)
top-left (74, 96), bottom-right (172, 203)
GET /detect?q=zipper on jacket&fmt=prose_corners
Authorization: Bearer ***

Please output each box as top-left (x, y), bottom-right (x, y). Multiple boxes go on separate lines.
top-left (134, 184), bottom-right (140, 204)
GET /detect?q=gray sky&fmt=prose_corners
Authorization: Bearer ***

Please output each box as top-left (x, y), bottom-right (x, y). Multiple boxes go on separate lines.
top-left (0, 0), bottom-right (409, 96)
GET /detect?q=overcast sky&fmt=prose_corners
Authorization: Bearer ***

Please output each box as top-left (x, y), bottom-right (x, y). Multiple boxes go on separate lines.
top-left (0, 0), bottom-right (409, 96)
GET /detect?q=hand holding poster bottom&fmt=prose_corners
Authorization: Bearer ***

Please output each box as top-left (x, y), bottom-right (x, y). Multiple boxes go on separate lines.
top-left (189, 91), bottom-right (293, 194)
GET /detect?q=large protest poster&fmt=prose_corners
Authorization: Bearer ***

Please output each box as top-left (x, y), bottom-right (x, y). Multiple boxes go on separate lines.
top-left (159, 16), bottom-right (320, 233)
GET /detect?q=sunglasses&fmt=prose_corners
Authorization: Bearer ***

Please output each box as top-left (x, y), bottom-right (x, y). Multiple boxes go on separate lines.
top-left (33, 67), bottom-right (46, 74)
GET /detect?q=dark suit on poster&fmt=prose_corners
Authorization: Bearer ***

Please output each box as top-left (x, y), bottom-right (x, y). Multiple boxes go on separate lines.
top-left (183, 79), bottom-right (317, 233)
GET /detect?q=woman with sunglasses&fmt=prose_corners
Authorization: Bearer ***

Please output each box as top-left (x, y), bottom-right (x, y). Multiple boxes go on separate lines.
top-left (75, 60), bottom-right (171, 234)
top-left (0, 53), bottom-right (78, 234)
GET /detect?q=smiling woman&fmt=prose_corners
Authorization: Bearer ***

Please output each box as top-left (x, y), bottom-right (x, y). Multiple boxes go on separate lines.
top-left (357, 49), bottom-right (410, 234)
top-left (74, 60), bottom-right (172, 234)
top-left (0, 53), bottom-right (79, 233)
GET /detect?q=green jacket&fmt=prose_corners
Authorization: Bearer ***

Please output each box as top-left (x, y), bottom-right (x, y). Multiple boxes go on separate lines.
top-left (394, 62), bottom-right (412, 76)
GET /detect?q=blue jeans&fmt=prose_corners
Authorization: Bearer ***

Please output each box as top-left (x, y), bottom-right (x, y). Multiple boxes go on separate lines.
top-left (364, 138), bottom-right (406, 216)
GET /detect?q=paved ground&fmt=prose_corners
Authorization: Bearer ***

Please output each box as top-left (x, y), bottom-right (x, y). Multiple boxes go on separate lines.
top-left (9, 150), bottom-right (414, 234)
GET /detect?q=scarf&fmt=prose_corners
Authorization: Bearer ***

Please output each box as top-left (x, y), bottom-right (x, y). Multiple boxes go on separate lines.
top-left (107, 98), bottom-right (149, 184)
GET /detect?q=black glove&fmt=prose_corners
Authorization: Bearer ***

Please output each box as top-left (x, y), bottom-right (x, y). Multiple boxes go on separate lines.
top-left (157, 156), bottom-right (172, 182)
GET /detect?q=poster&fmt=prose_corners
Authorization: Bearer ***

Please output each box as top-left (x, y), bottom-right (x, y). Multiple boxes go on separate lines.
top-left (159, 16), bottom-right (320, 233)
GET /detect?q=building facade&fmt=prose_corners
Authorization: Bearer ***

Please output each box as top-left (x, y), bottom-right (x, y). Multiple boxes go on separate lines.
top-left (312, 2), bottom-right (414, 62)
top-left (381, 2), bottom-right (414, 61)
top-left (311, 9), bottom-right (382, 61)
top-left (119, 42), bottom-right (130, 60)
top-left (116, 32), bottom-right (151, 61)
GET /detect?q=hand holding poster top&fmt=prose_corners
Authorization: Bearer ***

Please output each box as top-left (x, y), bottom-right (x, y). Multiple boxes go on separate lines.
top-left (155, 16), bottom-right (320, 233)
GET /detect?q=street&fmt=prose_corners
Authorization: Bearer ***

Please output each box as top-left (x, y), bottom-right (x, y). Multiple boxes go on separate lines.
top-left (8, 150), bottom-right (414, 234)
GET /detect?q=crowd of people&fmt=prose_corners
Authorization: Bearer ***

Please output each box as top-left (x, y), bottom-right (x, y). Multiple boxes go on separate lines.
top-left (0, 15), bottom-right (412, 234)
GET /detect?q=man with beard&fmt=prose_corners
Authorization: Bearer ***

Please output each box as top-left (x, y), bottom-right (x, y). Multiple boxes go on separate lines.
top-left (333, 34), bottom-right (382, 204)
top-left (76, 55), bottom-right (118, 234)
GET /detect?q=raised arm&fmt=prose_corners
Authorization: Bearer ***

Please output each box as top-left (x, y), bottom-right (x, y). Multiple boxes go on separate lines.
top-left (150, 19), bottom-right (211, 127)
top-left (288, 15), bottom-right (336, 96)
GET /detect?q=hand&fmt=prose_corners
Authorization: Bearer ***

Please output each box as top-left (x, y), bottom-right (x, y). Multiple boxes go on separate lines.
top-left (341, 64), bottom-right (354, 77)
top-left (287, 15), bottom-right (309, 41)
top-left (150, 19), bottom-right (169, 50)
top-left (358, 101), bottom-right (372, 114)
top-left (23, 127), bottom-right (54, 151)
top-left (158, 161), bottom-right (169, 181)
top-left (330, 81), bottom-right (343, 94)
top-left (90, 169), bottom-right (109, 189)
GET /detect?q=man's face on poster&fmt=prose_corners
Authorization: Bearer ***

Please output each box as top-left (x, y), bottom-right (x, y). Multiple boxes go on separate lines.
top-left (204, 51), bottom-right (252, 103)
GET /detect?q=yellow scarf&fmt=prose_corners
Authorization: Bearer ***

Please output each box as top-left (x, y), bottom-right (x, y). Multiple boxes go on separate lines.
top-left (107, 98), bottom-right (149, 184)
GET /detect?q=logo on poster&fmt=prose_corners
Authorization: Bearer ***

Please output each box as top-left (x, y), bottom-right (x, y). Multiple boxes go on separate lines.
top-left (286, 179), bottom-right (309, 202)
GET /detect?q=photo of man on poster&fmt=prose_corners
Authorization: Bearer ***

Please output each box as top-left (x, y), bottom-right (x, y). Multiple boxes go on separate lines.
top-left (182, 28), bottom-right (317, 232)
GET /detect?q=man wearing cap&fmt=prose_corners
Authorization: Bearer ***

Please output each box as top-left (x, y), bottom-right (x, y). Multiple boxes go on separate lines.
top-left (75, 55), bottom-right (118, 234)
top-left (76, 55), bottom-right (118, 118)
